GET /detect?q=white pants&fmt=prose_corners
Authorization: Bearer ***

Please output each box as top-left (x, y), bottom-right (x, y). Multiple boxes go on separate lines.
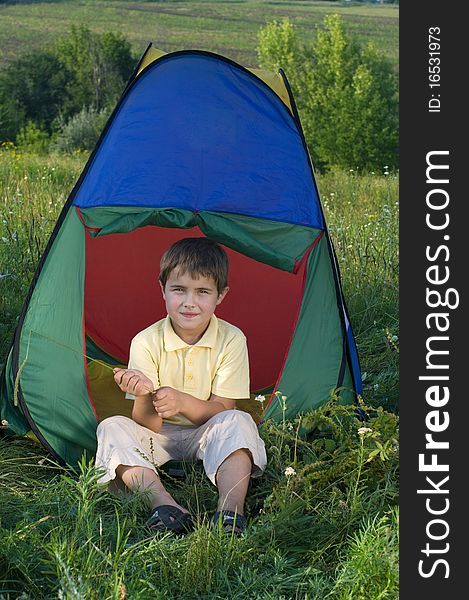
top-left (95, 410), bottom-right (267, 485)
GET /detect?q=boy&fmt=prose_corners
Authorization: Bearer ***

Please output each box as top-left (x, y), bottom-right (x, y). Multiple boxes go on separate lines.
top-left (95, 237), bottom-right (267, 535)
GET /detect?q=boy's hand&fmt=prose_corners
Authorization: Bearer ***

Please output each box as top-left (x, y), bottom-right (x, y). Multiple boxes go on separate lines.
top-left (152, 386), bottom-right (185, 418)
top-left (113, 368), bottom-right (154, 397)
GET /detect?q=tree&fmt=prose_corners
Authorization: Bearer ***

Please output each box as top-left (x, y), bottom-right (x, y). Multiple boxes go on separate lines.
top-left (257, 19), bottom-right (302, 88)
top-left (0, 26), bottom-right (135, 143)
top-left (0, 51), bottom-right (72, 140)
top-left (305, 14), bottom-right (398, 170)
top-left (0, 95), bottom-right (25, 142)
top-left (55, 25), bottom-right (135, 116)
top-left (257, 15), bottom-right (398, 171)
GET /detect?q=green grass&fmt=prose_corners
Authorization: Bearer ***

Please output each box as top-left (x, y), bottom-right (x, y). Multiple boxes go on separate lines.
top-left (0, 1), bottom-right (398, 70)
top-left (318, 167), bottom-right (399, 413)
top-left (0, 148), bottom-right (83, 363)
top-left (1, 398), bottom-right (398, 598)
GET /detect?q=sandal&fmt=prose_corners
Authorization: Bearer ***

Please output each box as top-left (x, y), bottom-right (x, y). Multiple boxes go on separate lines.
top-left (211, 510), bottom-right (247, 535)
top-left (146, 505), bottom-right (194, 534)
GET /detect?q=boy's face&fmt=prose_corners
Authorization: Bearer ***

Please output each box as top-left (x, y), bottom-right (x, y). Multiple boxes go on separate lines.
top-left (160, 269), bottom-right (229, 344)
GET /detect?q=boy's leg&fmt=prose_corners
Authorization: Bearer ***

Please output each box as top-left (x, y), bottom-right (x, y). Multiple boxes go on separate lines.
top-left (186, 410), bottom-right (267, 524)
top-left (116, 464), bottom-right (190, 514)
top-left (96, 416), bottom-right (190, 517)
top-left (215, 448), bottom-right (253, 515)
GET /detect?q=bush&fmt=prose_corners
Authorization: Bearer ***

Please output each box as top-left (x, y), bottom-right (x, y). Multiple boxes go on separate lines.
top-left (16, 121), bottom-right (50, 154)
top-left (0, 95), bottom-right (26, 142)
top-left (0, 26), bottom-right (135, 144)
top-left (52, 107), bottom-right (110, 153)
top-left (0, 50), bottom-right (72, 141)
top-left (257, 19), bottom-right (302, 90)
top-left (305, 14), bottom-right (398, 171)
top-left (55, 25), bottom-right (135, 116)
top-left (257, 15), bottom-right (398, 171)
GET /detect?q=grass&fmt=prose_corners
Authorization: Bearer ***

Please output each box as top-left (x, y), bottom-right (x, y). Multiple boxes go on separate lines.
top-left (1, 398), bottom-right (398, 598)
top-left (0, 147), bottom-right (83, 363)
top-left (318, 167), bottom-right (399, 413)
top-left (0, 1), bottom-right (399, 70)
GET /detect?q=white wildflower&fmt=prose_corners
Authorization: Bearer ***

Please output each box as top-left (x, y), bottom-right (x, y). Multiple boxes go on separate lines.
top-left (255, 394), bottom-right (266, 403)
top-left (284, 466), bottom-right (296, 477)
top-left (358, 427), bottom-right (372, 436)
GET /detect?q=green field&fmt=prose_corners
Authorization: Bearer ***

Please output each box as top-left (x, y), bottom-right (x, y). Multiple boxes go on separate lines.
top-left (0, 0), bottom-right (398, 69)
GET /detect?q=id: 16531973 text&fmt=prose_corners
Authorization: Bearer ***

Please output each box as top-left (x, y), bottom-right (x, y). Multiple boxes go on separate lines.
top-left (428, 26), bottom-right (441, 113)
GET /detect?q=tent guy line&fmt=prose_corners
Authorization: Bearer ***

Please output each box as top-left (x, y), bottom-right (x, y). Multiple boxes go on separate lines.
top-left (20, 329), bottom-right (157, 397)
top-left (25, 329), bottom-right (114, 370)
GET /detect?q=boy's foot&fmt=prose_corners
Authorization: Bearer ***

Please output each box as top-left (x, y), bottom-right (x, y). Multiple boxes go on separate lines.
top-left (211, 510), bottom-right (247, 536)
top-left (146, 505), bottom-right (194, 534)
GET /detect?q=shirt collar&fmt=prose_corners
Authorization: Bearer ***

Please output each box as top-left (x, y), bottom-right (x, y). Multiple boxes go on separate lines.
top-left (163, 315), bottom-right (218, 351)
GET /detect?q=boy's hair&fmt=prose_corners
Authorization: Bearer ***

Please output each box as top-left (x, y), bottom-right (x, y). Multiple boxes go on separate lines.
top-left (159, 237), bottom-right (229, 293)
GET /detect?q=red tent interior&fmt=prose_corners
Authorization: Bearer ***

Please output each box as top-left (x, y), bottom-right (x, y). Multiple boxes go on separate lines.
top-left (84, 226), bottom-right (306, 392)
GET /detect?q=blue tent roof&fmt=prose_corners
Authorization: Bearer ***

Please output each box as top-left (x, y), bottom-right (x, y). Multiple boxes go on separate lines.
top-left (72, 52), bottom-right (324, 229)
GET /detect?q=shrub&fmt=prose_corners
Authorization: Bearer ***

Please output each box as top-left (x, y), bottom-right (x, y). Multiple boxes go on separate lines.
top-left (257, 18), bottom-right (303, 93)
top-left (305, 15), bottom-right (398, 171)
top-left (55, 25), bottom-right (135, 116)
top-left (0, 50), bottom-right (72, 141)
top-left (52, 107), bottom-right (110, 153)
top-left (16, 121), bottom-right (50, 154)
top-left (257, 15), bottom-right (398, 171)
top-left (0, 26), bottom-right (135, 143)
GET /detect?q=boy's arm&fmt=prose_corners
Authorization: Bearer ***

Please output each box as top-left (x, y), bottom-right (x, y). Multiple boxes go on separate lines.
top-left (152, 388), bottom-right (239, 426)
top-left (153, 331), bottom-right (250, 426)
top-left (132, 394), bottom-right (163, 432)
top-left (113, 368), bottom-right (163, 433)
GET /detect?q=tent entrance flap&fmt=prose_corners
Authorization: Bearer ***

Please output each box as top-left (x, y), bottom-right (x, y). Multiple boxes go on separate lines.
top-left (84, 224), bottom-right (308, 393)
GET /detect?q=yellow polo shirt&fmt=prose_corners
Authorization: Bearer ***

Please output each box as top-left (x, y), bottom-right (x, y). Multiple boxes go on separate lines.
top-left (126, 315), bottom-right (250, 426)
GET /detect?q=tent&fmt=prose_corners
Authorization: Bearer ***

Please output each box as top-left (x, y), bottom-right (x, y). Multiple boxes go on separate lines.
top-left (0, 47), bottom-right (362, 466)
